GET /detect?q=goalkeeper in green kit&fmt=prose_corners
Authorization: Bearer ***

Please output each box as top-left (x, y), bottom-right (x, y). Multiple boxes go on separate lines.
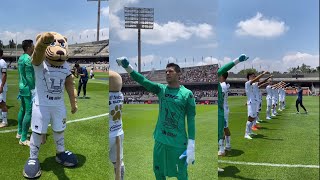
top-left (117, 57), bottom-right (196, 180)
top-left (17, 40), bottom-right (35, 146)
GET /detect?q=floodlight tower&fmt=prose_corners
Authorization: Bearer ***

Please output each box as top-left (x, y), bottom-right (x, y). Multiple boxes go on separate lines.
top-left (124, 7), bottom-right (154, 72)
top-left (87, 0), bottom-right (108, 41)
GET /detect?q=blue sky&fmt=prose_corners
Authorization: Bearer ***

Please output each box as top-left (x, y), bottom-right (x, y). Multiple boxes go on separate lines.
top-left (110, 0), bottom-right (319, 73)
top-left (0, 0), bottom-right (108, 45)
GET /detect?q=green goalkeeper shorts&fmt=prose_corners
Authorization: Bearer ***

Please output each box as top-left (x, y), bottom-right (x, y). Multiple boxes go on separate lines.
top-left (153, 140), bottom-right (188, 180)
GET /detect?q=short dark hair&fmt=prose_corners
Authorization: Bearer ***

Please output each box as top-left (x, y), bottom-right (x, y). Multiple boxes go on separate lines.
top-left (222, 72), bottom-right (228, 79)
top-left (166, 63), bottom-right (181, 73)
top-left (0, 49), bottom-right (3, 57)
top-left (75, 63), bottom-right (80, 68)
top-left (247, 72), bottom-right (255, 80)
top-left (22, 40), bottom-right (33, 52)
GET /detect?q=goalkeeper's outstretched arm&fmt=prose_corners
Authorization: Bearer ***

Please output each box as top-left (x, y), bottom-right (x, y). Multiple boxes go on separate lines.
top-left (116, 57), bottom-right (161, 94)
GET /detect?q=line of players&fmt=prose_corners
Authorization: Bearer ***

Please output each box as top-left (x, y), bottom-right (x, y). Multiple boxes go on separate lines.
top-left (218, 69), bottom-right (291, 156)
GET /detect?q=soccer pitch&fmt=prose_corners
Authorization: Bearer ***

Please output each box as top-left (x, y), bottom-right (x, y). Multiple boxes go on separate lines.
top-left (107, 104), bottom-right (218, 179)
top-left (218, 96), bottom-right (319, 180)
top-left (0, 70), bottom-right (109, 179)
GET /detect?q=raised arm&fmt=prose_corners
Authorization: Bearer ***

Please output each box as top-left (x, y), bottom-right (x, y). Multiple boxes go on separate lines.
top-left (116, 57), bottom-right (161, 94)
top-left (251, 71), bottom-right (268, 84)
top-left (258, 75), bottom-right (273, 85)
top-left (217, 54), bottom-right (249, 76)
top-left (32, 32), bottom-right (55, 66)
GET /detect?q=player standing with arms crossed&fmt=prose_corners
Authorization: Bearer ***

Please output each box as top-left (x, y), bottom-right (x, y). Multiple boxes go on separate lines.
top-left (117, 57), bottom-right (195, 180)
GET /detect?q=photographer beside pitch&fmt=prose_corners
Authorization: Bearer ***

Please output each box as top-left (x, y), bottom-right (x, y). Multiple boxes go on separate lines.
top-left (117, 57), bottom-right (195, 180)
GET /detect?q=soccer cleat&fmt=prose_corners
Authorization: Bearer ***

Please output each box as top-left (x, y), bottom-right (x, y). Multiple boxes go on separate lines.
top-left (251, 126), bottom-right (258, 131)
top-left (244, 134), bottom-right (252, 139)
top-left (249, 132), bottom-right (257, 136)
top-left (305, 111), bottom-right (308, 114)
top-left (19, 140), bottom-right (30, 146)
top-left (16, 133), bottom-right (30, 139)
top-left (256, 121), bottom-right (260, 124)
top-left (271, 113), bottom-right (276, 117)
top-left (23, 158), bottom-right (41, 179)
top-left (218, 151), bottom-right (225, 156)
top-left (55, 151), bottom-right (78, 167)
top-left (0, 122), bottom-right (8, 128)
top-left (225, 146), bottom-right (232, 151)
top-left (296, 112), bottom-right (300, 114)
top-left (266, 117), bottom-right (272, 120)
top-left (218, 167), bottom-right (224, 172)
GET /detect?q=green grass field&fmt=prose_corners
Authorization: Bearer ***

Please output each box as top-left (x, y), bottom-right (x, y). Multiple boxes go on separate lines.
top-left (107, 104), bottom-right (218, 179)
top-left (218, 96), bottom-right (320, 180)
top-left (0, 70), bottom-right (109, 179)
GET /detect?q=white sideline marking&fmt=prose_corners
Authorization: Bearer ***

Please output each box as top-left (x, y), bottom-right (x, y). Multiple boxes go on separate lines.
top-left (218, 160), bottom-right (320, 169)
top-left (0, 113), bottom-right (109, 134)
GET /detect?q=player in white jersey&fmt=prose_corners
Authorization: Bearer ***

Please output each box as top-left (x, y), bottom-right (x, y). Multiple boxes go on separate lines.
top-left (251, 75), bottom-right (272, 131)
top-left (0, 49), bottom-right (8, 128)
top-left (265, 81), bottom-right (273, 120)
top-left (244, 71), bottom-right (269, 139)
top-left (109, 70), bottom-right (125, 180)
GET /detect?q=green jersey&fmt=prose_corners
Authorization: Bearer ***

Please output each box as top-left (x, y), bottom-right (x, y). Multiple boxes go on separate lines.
top-left (18, 54), bottom-right (35, 96)
top-left (130, 70), bottom-right (196, 148)
top-left (217, 61), bottom-right (235, 140)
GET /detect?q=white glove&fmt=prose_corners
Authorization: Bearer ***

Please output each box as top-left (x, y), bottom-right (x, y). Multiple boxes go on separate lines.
top-left (116, 57), bottom-right (133, 73)
top-left (179, 139), bottom-right (195, 166)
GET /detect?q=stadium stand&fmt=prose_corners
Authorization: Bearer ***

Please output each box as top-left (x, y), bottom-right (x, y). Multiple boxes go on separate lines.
top-left (121, 64), bottom-right (219, 104)
top-left (3, 40), bottom-right (109, 72)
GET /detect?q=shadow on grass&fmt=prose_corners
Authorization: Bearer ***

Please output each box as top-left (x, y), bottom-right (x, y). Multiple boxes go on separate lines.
top-left (77, 97), bottom-right (91, 99)
top-left (218, 166), bottom-right (256, 180)
top-left (254, 134), bottom-right (283, 141)
top-left (257, 127), bottom-right (280, 131)
top-left (225, 149), bottom-right (244, 157)
top-left (40, 153), bottom-right (86, 180)
top-left (8, 119), bottom-right (17, 126)
top-left (6, 105), bottom-right (15, 109)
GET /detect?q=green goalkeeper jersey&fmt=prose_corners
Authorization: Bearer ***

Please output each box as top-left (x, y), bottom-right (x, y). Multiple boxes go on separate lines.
top-left (18, 53), bottom-right (35, 96)
top-left (130, 70), bottom-right (196, 148)
top-left (217, 61), bottom-right (235, 140)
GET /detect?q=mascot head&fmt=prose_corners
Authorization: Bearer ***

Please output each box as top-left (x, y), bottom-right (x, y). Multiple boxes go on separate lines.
top-left (109, 70), bottom-right (122, 92)
top-left (36, 32), bottom-right (69, 66)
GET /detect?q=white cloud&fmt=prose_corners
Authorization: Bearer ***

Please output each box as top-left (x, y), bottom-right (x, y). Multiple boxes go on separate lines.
top-left (235, 12), bottom-right (289, 38)
top-left (101, 6), bottom-right (109, 17)
top-left (109, 0), bottom-right (139, 14)
top-left (112, 20), bottom-right (214, 45)
top-left (282, 52), bottom-right (319, 69)
top-left (194, 42), bottom-right (218, 49)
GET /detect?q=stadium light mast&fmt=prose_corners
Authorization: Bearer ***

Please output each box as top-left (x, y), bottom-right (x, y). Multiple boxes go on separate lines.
top-left (87, 0), bottom-right (107, 42)
top-left (124, 7), bottom-right (154, 72)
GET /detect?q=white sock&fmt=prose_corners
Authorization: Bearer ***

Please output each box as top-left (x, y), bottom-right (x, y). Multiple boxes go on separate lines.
top-left (53, 131), bottom-right (65, 153)
top-left (30, 132), bottom-right (42, 159)
top-left (245, 121), bottom-right (251, 134)
top-left (266, 107), bottom-right (270, 117)
top-left (218, 139), bottom-right (225, 152)
top-left (225, 136), bottom-right (231, 147)
top-left (2, 112), bottom-right (7, 124)
top-left (0, 110), bottom-right (2, 119)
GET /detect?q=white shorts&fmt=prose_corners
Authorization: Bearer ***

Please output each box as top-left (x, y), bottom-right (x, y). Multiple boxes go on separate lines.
top-left (266, 98), bottom-right (272, 108)
top-left (224, 110), bottom-right (229, 128)
top-left (0, 91), bottom-right (6, 103)
top-left (31, 103), bottom-right (67, 134)
top-left (109, 134), bottom-right (124, 163)
top-left (247, 101), bottom-right (257, 118)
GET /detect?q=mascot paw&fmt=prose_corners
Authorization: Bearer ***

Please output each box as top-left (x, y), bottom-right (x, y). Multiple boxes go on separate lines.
top-left (42, 32), bottom-right (55, 45)
top-left (71, 105), bottom-right (78, 114)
